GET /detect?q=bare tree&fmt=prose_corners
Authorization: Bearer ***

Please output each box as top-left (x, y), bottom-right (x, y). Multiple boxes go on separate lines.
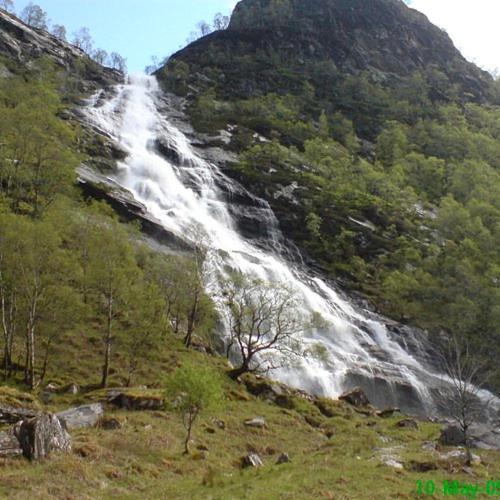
top-left (51, 24), bottom-right (66, 41)
top-left (109, 52), bottom-right (127, 73)
top-left (440, 335), bottom-right (493, 465)
top-left (92, 48), bottom-right (108, 66)
top-left (197, 20), bottom-right (212, 37)
top-left (221, 275), bottom-right (302, 379)
top-left (72, 27), bottom-right (93, 54)
top-left (0, 0), bottom-right (15, 14)
top-left (213, 12), bottom-right (230, 31)
top-left (20, 3), bottom-right (48, 30)
top-left (144, 55), bottom-right (160, 75)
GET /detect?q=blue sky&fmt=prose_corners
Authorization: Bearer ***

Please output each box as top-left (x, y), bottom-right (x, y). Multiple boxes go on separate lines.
top-left (14, 0), bottom-right (237, 72)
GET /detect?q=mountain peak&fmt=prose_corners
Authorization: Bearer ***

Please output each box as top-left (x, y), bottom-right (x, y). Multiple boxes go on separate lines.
top-left (167, 0), bottom-right (491, 103)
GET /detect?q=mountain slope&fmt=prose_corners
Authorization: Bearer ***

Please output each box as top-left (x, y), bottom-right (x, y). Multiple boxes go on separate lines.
top-left (157, 0), bottom-right (500, 390)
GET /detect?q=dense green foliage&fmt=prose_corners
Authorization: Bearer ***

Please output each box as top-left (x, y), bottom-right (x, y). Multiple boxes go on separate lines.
top-left (0, 64), bottom-right (214, 389)
top-left (160, 57), bottom-right (500, 387)
top-left (165, 363), bottom-right (223, 453)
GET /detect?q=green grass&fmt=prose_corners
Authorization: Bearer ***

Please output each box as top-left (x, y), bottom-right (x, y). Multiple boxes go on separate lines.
top-left (1, 334), bottom-right (499, 499)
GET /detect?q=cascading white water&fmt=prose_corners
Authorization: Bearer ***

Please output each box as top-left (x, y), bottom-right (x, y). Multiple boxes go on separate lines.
top-left (84, 74), bottom-right (475, 415)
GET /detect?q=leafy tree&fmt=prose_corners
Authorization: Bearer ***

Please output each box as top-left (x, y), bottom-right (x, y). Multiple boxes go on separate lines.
top-left (221, 275), bottom-right (302, 379)
top-left (0, 0), bottom-right (15, 13)
top-left (0, 77), bottom-right (78, 217)
top-left (212, 13), bottom-right (230, 31)
top-left (20, 2), bottom-right (47, 29)
top-left (92, 48), bottom-right (108, 66)
top-left (109, 52), bottom-right (127, 73)
top-left (0, 216), bottom-right (75, 388)
top-left (72, 27), bottom-right (93, 53)
top-left (165, 363), bottom-right (223, 454)
top-left (143, 248), bottom-right (214, 348)
top-left (51, 24), bottom-right (66, 41)
top-left (87, 220), bottom-right (139, 388)
top-left (197, 20), bottom-right (211, 37)
top-left (122, 280), bottom-right (166, 386)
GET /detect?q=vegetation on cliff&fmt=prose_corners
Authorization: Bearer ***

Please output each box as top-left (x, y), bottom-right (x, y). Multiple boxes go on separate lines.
top-left (0, 61), bottom-right (214, 390)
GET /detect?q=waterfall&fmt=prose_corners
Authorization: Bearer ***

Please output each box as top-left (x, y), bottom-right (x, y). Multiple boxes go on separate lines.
top-left (83, 74), bottom-right (485, 416)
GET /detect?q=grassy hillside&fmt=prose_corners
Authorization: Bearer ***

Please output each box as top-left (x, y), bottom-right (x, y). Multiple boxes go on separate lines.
top-left (1, 332), bottom-right (500, 499)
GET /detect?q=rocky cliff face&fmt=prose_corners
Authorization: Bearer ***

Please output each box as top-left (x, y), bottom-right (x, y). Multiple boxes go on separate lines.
top-left (166, 0), bottom-right (492, 103)
top-left (0, 9), bottom-right (120, 93)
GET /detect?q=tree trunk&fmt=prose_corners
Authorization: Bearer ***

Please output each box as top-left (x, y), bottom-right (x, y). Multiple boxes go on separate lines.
top-left (24, 292), bottom-right (37, 389)
top-left (39, 339), bottom-right (52, 385)
top-left (101, 294), bottom-right (113, 388)
top-left (183, 423), bottom-right (192, 455)
top-left (1, 286), bottom-right (16, 379)
top-left (183, 409), bottom-right (198, 455)
top-left (184, 291), bottom-right (199, 348)
top-left (228, 360), bottom-right (251, 380)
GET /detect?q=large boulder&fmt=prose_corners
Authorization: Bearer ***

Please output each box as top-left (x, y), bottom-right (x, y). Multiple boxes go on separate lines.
top-left (339, 387), bottom-right (370, 408)
top-left (16, 414), bottom-right (71, 461)
top-left (57, 403), bottom-right (104, 430)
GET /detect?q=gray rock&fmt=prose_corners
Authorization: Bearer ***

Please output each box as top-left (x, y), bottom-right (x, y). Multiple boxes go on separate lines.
top-left (376, 408), bottom-right (401, 418)
top-left (98, 417), bottom-right (122, 430)
top-left (0, 429), bottom-right (22, 457)
top-left (17, 414), bottom-right (71, 461)
top-left (109, 393), bottom-right (164, 411)
top-left (422, 441), bottom-right (437, 451)
top-left (439, 425), bottom-right (465, 446)
top-left (244, 417), bottom-right (266, 428)
top-left (0, 406), bottom-right (40, 425)
top-left (57, 403), bottom-right (104, 430)
top-left (383, 458), bottom-right (404, 469)
top-left (339, 387), bottom-right (370, 408)
top-left (242, 453), bottom-right (263, 468)
top-left (276, 452), bottom-right (291, 464)
top-left (470, 425), bottom-right (500, 450)
top-left (396, 418), bottom-right (419, 430)
top-left (440, 449), bottom-right (481, 465)
top-left (214, 419), bottom-right (226, 430)
top-left (65, 383), bottom-right (80, 395)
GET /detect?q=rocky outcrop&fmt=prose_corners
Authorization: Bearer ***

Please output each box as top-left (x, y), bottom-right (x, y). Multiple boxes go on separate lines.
top-left (0, 10), bottom-right (121, 93)
top-left (17, 414), bottom-right (71, 461)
